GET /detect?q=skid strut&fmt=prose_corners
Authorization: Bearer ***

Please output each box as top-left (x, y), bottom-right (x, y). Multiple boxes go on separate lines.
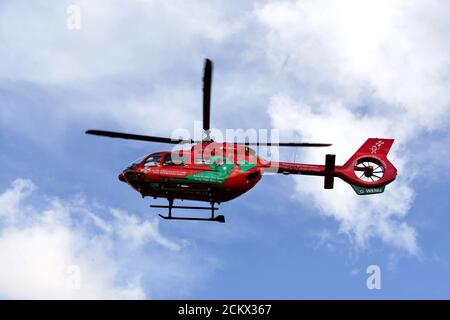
top-left (153, 199), bottom-right (225, 223)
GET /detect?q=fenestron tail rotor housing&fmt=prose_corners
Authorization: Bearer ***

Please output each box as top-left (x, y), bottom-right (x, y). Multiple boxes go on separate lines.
top-left (354, 157), bottom-right (385, 183)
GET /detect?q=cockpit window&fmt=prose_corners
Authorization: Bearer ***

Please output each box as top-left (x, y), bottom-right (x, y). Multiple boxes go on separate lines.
top-left (144, 153), bottom-right (162, 167)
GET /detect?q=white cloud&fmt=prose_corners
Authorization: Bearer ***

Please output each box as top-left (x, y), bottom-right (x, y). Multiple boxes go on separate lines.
top-left (0, 179), bottom-right (209, 299)
top-left (0, 0), bottom-right (243, 84)
top-left (109, 208), bottom-right (181, 250)
top-left (257, 0), bottom-right (450, 131)
top-left (257, 0), bottom-right (450, 254)
top-left (268, 96), bottom-right (418, 254)
top-left (0, 0), bottom-right (247, 136)
top-left (0, 179), bottom-right (36, 223)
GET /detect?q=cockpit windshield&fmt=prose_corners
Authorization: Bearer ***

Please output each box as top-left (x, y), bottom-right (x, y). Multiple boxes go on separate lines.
top-left (126, 154), bottom-right (148, 168)
top-left (126, 153), bottom-right (163, 168)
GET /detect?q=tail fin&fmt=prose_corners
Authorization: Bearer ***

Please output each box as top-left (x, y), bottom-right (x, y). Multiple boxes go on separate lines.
top-left (341, 138), bottom-right (397, 195)
top-left (344, 138), bottom-right (394, 167)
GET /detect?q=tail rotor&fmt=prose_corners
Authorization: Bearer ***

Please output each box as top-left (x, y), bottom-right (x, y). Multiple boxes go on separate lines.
top-left (340, 138), bottom-right (397, 195)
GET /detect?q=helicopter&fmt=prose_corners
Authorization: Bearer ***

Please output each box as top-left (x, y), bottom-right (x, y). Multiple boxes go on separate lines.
top-left (86, 59), bottom-right (397, 223)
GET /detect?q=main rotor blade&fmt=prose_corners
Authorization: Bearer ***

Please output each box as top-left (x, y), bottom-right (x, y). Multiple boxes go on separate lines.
top-left (236, 142), bottom-right (332, 147)
top-left (86, 130), bottom-right (195, 144)
top-left (203, 58), bottom-right (213, 133)
top-left (86, 130), bottom-right (331, 147)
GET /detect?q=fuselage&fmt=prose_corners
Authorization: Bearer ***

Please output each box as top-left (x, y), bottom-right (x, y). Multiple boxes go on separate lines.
top-left (117, 139), bottom-right (398, 203)
top-left (118, 142), bottom-right (265, 203)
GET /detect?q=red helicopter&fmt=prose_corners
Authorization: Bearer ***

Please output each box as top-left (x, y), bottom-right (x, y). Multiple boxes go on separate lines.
top-left (86, 59), bottom-right (397, 223)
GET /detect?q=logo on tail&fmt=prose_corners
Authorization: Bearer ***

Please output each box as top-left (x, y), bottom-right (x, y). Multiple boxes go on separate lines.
top-left (370, 140), bottom-right (385, 154)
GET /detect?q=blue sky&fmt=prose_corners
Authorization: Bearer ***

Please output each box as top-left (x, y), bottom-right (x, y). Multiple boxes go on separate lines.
top-left (1, 0), bottom-right (450, 299)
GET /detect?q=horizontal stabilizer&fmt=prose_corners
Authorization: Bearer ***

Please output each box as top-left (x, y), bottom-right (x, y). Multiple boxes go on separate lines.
top-left (351, 184), bottom-right (386, 195)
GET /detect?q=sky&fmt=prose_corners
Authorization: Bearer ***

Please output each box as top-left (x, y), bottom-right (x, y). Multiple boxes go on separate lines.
top-left (1, 0), bottom-right (450, 299)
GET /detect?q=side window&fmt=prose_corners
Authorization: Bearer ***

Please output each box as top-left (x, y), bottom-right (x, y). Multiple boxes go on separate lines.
top-left (163, 153), bottom-right (175, 166)
top-left (144, 154), bottom-right (161, 167)
top-left (164, 153), bottom-right (190, 166)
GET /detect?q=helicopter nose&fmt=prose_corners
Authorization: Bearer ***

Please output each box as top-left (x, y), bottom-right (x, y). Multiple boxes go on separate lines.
top-left (118, 172), bottom-right (126, 182)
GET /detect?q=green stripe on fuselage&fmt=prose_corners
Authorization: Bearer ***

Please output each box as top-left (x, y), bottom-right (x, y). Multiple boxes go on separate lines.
top-left (171, 156), bottom-right (257, 185)
top-left (238, 160), bottom-right (257, 173)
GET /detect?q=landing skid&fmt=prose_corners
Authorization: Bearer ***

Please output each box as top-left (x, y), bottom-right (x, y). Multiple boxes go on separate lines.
top-left (158, 214), bottom-right (225, 223)
top-left (152, 199), bottom-right (225, 223)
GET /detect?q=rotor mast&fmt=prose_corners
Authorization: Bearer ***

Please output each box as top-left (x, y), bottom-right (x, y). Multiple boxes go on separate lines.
top-left (202, 58), bottom-right (213, 142)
